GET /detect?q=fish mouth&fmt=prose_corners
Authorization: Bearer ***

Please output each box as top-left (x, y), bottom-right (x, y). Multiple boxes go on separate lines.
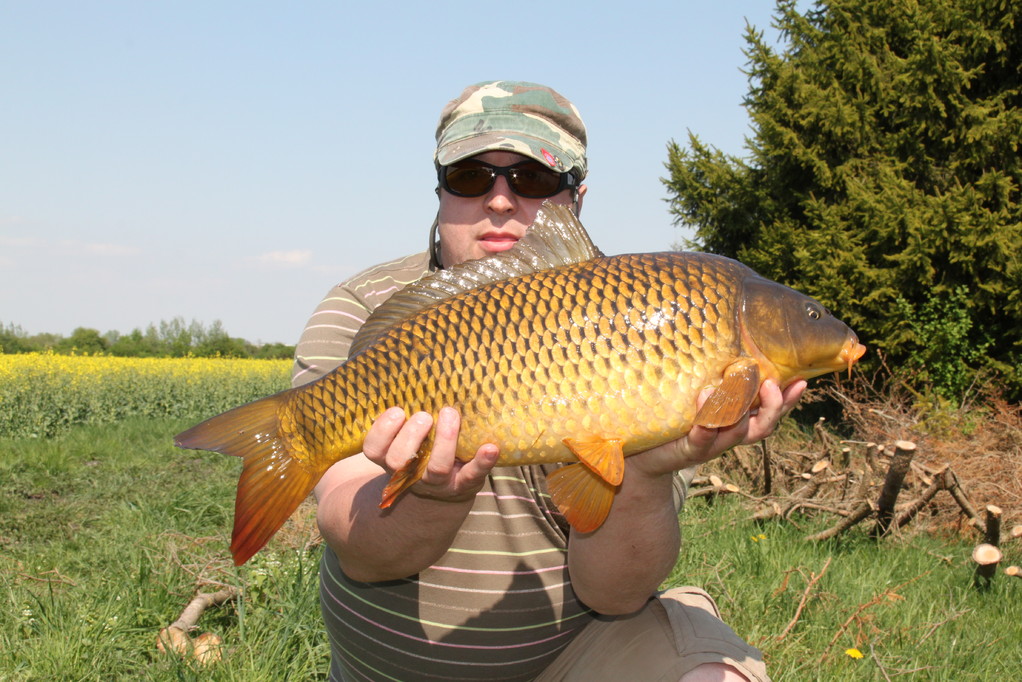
top-left (839, 338), bottom-right (867, 376)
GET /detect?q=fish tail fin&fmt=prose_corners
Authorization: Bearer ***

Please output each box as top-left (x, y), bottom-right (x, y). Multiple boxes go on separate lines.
top-left (546, 463), bottom-right (618, 533)
top-left (175, 392), bottom-right (322, 566)
top-left (380, 454), bottom-right (431, 509)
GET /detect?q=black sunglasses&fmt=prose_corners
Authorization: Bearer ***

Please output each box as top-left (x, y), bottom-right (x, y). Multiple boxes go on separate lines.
top-left (439, 159), bottom-right (578, 199)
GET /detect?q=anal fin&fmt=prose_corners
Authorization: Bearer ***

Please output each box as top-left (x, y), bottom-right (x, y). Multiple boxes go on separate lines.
top-left (547, 463), bottom-right (618, 533)
top-left (562, 437), bottom-right (625, 485)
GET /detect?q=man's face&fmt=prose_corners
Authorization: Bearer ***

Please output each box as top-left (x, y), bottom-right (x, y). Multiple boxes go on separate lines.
top-left (436, 151), bottom-right (586, 268)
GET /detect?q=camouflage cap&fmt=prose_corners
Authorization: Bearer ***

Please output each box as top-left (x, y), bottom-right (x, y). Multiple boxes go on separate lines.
top-left (435, 81), bottom-right (588, 179)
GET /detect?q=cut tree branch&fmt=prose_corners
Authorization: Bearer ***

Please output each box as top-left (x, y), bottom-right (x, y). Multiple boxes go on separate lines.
top-left (806, 500), bottom-right (874, 542)
top-left (972, 543), bottom-right (1002, 589)
top-left (982, 505), bottom-right (1003, 547)
top-left (946, 471), bottom-right (984, 531)
top-left (893, 466), bottom-right (948, 529)
top-left (157, 586), bottom-right (240, 665)
top-left (872, 440), bottom-right (916, 537)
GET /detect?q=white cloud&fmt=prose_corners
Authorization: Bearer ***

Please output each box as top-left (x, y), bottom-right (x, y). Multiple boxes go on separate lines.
top-left (254, 249), bottom-right (313, 268)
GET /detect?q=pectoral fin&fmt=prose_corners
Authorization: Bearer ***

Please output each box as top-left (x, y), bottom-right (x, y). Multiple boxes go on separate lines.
top-left (547, 463), bottom-right (617, 533)
top-left (380, 454), bottom-right (431, 509)
top-left (693, 357), bottom-right (761, 429)
top-left (562, 437), bottom-right (625, 485)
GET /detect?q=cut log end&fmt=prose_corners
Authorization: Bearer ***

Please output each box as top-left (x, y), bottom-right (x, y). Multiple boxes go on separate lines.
top-left (157, 626), bottom-right (191, 656)
top-left (193, 632), bottom-right (224, 665)
top-left (972, 543), bottom-right (1002, 566)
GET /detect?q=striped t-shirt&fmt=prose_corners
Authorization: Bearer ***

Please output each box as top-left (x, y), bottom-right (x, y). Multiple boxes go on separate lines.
top-left (293, 251), bottom-right (597, 681)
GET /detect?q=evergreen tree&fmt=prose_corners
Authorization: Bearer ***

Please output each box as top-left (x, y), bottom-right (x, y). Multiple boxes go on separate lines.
top-left (664, 0), bottom-right (1022, 399)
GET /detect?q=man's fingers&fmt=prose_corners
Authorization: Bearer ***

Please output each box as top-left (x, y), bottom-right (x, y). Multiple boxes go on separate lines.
top-left (457, 444), bottom-right (500, 483)
top-left (422, 407), bottom-right (459, 481)
top-left (781, 379), bottom-right (807, 414)
top-left (384, 411), bottom-right (434, 472)
top-left (362, 407), bottom-right (408, 462)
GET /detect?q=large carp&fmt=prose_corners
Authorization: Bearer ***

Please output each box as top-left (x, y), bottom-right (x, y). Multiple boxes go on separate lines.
top-left (176, 204), bottom-right (865, 565)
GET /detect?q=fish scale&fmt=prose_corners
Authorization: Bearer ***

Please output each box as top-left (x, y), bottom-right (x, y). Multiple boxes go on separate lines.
top-left (175, 203), bottom-right (865, 565)
top-left (278, 253), bottom-right (738, 470)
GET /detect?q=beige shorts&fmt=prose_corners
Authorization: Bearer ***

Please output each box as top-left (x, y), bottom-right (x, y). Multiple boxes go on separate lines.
top-left (535, 587), bottom-right (770, 682)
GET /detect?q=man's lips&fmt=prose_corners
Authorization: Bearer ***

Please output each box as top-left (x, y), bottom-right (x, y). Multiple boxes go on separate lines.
top-left (479, 233), bottom-right (519, 252)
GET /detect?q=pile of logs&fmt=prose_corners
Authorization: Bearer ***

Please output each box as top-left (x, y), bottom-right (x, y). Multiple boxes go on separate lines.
top-left (693, 430), bottom-right (1021, 586)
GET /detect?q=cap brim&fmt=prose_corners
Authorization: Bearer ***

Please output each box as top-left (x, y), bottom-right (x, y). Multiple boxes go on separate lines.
top-left (435, 132), bottom-right (575, 174)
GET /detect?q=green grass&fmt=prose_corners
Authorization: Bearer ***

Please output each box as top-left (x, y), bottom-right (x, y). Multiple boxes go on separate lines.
top-left (0, 418), bottom-right (327, 681)
top-left (2, 419), bottom-right (1019, 680)
top-left (671, 497), bottom-right (1021, 680)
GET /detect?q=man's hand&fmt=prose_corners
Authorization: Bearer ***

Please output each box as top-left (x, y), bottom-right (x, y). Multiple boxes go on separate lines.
top-left (629, 379), bottom-right (807, 478)
top-left (362, 406), bottom-right (500, 503)
top-left (315, 406), bottom-right (498, 582)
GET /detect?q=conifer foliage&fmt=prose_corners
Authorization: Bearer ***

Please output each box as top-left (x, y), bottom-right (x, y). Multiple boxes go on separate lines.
top-left (664, 0), bottom-right (1021, 399)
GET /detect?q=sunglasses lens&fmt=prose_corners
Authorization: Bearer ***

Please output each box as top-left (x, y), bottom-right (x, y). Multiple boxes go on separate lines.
top-left (443, 164), bottom-right (495, 196)
top-left (443, 160), bottom-right (569, 198)
top-left (508, 163), bottom-right (563, 198)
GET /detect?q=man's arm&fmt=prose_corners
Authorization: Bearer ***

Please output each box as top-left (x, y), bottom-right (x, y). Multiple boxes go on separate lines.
top-left (315, 407), bottom-right (500, 582)
top-left (566, 380), bottom-right (806, 615)
top-left (297, 256), bottom-right (506, 582)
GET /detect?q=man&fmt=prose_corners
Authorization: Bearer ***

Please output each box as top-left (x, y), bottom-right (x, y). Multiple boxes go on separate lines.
top-left (293, 81), bottom-right (805, 682)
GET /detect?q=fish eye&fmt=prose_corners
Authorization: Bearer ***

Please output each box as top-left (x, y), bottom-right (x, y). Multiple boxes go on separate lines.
top-left (805, 303), bottom-right (821, 320)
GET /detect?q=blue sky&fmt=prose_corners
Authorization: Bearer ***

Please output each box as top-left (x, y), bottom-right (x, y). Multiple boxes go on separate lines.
top-left (1, 1), bottom-right (787, 344)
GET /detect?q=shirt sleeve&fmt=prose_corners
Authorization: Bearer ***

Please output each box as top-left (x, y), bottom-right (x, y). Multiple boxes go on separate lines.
top-left (291, 281), bottom-right (370, 388)
top-left (290, 251), bottom-right (432, 388)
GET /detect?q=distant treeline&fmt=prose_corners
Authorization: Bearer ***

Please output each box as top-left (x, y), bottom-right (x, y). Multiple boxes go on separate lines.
top-left (0, 318), bottom-right (295, 360)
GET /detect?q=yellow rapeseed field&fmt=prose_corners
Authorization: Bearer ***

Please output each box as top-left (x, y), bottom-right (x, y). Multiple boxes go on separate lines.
top-left (0, 353), bottom-right (291, 438)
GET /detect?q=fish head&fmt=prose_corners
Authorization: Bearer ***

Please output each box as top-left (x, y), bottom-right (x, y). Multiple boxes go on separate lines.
top-left (740, 277), bottom-right (866, 384)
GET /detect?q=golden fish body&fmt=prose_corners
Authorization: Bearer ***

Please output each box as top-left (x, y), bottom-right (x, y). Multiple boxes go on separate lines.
top-left (340, 254), bottom-right (741, 464)
top-left (177, 205), bottom-right (865, 565)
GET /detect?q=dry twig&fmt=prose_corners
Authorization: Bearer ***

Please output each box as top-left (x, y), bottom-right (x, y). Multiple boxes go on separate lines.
top-left (776, 557), bottom-right (832, 641)
top-left (820, 573), bottom-right (927, 664)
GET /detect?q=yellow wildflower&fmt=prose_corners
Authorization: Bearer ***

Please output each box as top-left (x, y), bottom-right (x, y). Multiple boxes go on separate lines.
top-left (845, 648), bottom-right (864, 659)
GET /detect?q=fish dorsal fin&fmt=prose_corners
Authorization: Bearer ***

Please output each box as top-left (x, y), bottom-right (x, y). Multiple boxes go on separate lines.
top-left (349, 202), bottom-right (602, 357)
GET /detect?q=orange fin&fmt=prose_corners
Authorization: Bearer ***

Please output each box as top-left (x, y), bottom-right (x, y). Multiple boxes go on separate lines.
top-left (562, 437), bottom-right (625, 485)
top-left (547, 463), bottom-right (618, 533)
top-left (380, 454), bottom-right (431, 509)
top-left (175, 392), bottom-right (324, 566)
top-left (694, 357), bottom-right (761, 429)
